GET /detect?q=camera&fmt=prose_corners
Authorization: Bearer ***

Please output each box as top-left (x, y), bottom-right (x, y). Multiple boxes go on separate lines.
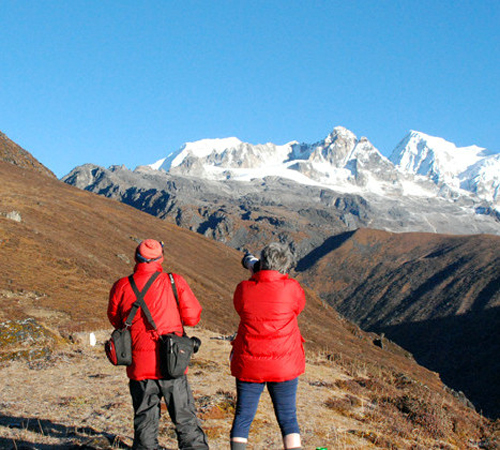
top-left (190, 336), bottom-right (201, 353)
top-left (242, 252), bottom-right (260, 272)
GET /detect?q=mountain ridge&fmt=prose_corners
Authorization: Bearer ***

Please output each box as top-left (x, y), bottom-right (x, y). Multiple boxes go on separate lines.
top-left (63, 161), bottom-right (500, 260)
top-left (146, 126), bottom-right (500, 208)
top-left (62, 125), bottom-right (500, 247)
top-left (295, 227), bottom-right (500, 418)
top-left (390, 130), bottom-right (500, 205)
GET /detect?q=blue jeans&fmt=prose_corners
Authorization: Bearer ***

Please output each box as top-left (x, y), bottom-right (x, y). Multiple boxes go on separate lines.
top-left (230, 377), bottom-right (300, 439)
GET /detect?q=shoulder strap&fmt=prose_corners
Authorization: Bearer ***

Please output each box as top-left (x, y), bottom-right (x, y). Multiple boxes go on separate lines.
top-left (168, 273), bottom-right (186, 335)
top-left (168, 273), bottom-right (179, 305)
top-left (125, 271), bottom-right (160, 329)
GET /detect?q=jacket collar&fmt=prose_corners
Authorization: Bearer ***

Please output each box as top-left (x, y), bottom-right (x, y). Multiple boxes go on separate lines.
top-left (133, 261), bottom-right (164, 274)
top-left (251, 270), bottom-right (288, 282)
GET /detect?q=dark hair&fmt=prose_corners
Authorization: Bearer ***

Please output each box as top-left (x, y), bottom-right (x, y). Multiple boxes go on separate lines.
top-left (260, 242), bottom-right (294, 274)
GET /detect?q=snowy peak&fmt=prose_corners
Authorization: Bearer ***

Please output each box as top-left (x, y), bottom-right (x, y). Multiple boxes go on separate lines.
top-left (181, 137), bottom-right (243, 158)
top-left (391, 130), bottom-right (489, 180)
top-left (147, 126), bottom-right (395, 192)
top-left (461, 153), bottom-right (500, 203)
top-left (152, 137), bottom-right (244, 171)
top-left (390, 130), bottom-right (500, 203)
top-left (153, 136), bottom-right (304, 175)
top-left (308, 126), bottom-right (358, 167)
top-left (305, 126), bottom-right (385, 169)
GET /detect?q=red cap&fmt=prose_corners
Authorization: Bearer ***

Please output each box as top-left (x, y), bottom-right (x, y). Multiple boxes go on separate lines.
top-left (136, 239), bottom-right (164, 263)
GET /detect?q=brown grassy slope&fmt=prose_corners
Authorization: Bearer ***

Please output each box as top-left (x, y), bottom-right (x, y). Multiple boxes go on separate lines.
top-left (296, 228), bottom-right (500, 418)
top-left (296, 228), bottom-right (500, 326)
top-left (0, 160), bottom-right (497, 448)
top-left (0, 159), bottom-right (242, 332)
top-left (1, 329), bottom-right (498, 450)
top-left (0, 131), bottom-right (56, 178)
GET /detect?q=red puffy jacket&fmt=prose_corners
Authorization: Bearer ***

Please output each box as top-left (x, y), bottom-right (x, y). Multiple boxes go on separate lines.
top-left (107, 261), bottom-right (202, 380)
top-left (230, 270), bottom-right (306, 382)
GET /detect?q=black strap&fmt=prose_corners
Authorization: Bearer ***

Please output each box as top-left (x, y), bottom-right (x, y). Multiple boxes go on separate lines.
top-left (125, 272), bottom-right (185, 335)
top-left (125, 272), bottom-right (160, 328)
top-left (168, 273), bottom-right (186, 335)
top-left (168, 273), bottom-right (179, 306)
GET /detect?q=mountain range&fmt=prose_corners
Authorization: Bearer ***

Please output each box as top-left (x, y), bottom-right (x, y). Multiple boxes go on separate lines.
top-left (63, 127), bottom-right (500, 261)
top-left (149, 126), bottom-right (500, 209)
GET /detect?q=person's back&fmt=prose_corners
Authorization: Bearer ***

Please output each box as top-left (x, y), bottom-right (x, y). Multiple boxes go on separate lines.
top-left (109, 262), bottom-right (201, 381)
top-left (231, 270), bottom-right (305, 383)
top-left (230, 243), bottom-right (305, 450)
top-left (108, 239), bottom-right (209, 450)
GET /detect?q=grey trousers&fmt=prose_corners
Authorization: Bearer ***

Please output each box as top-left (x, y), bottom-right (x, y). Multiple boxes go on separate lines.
top-left (129, 376), bottom-right (209, 450)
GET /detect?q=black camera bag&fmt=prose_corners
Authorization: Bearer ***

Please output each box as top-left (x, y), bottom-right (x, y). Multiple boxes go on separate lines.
top-left (105, 327), bottom-right (132, 366)
top-left (158, 273), bottom-right (197, 378)
top-left (159, 332), bottom-right (195, 379)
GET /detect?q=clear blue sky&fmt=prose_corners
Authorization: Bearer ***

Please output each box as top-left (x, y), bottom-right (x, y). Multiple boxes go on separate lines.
top-left (1, 1), bottom-right (499, 178)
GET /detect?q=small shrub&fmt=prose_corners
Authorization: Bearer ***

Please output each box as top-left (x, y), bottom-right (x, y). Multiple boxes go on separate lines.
top-left (336, 378), bottom-right (364, 395)
top-left (0, 318), bottom-right (60, 362)
top-left (308, 379), bottom-right (335, 389)
top-left (392, 372), bottom-right (415, 389)
top-left (348, 429), bottom-right (396, 449)
top-left (197, 390), bottom-right (236, 420)
top-left (325, 396), bottom-right (352, 415)
top-left (324, 394), bottom-right (363, 417)
top-left (391, 394), bottom-right (449, 439)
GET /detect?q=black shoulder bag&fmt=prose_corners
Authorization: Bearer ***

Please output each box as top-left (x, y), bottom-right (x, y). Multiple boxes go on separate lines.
top-left (105, 272), bottom-right (160, 366)
top-left (158, 273), bottom-right (201, 378)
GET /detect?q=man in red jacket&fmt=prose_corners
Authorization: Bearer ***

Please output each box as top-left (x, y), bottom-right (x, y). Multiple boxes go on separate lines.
top-left (108, 239), bottom-right (209, 450)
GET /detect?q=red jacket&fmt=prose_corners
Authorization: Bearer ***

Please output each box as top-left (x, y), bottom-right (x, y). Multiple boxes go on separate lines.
top-left (108, 261), bottom-right (202, 380)
top-left (230, 270), bottom-right (306, 382)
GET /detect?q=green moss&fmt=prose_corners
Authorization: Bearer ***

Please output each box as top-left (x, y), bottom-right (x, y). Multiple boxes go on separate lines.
top-left (0, 318), bottom-right (58, 362)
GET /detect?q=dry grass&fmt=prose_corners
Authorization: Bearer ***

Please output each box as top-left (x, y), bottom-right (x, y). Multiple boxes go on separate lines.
top-left (0, 327), bottom-right (496, 450)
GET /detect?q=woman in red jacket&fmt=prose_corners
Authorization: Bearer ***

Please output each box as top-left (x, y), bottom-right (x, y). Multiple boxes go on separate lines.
top-left (230, 243), bottom-right (306, 450)
top-left (108, 239), bottom-right (208, 450)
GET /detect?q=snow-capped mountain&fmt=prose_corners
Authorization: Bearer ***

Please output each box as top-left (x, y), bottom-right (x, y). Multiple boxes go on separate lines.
top-left (390, 130), bottom-right (500, 205)
top-left (146, 126), bottom-right (499, 206)
top-left (147, 127), bottom-right (429, 197)
top-left (63, 126), bottom-right (500, 255)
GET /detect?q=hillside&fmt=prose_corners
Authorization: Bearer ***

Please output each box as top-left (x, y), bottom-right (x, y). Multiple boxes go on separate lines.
top-left (4, 328), bottom-right (499, 449)
top-left (296, 228), bottom-right (500, 419)
top-left (1, 159), bottom-right (498, 448)
top-left (0, 131), bottom-right (56, 179)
